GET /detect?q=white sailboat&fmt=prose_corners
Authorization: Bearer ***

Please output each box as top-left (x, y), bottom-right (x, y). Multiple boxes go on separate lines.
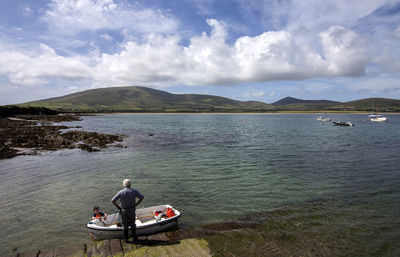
top-left (370, 115), bottom-right (388, 122)
top-left (369, 98), bottom-right (388, 122)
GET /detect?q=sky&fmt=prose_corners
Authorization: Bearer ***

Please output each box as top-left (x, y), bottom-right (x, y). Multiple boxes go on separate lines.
top-left (0, 0), bottom-right (400, 105)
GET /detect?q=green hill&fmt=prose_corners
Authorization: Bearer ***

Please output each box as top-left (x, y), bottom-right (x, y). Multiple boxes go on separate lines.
top-left (272, 97), bottom-right (341, 111)
top-left (330, 98), bottom-right (400, 112)
top-left (272, 97), bottom-right (400, 112)
top-left (272, 97), bottom-right (339, 106)
top-left (20, 86), bottom-right (274, 112)
top-left (17, 86), bottom-right (400, 113)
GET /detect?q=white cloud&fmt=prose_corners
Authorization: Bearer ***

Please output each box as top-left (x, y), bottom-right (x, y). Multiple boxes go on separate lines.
top-left (21, 5), bottom-right (34, 17)
top-left (187, 0), bottom-right (215, 16)
top-left (100, 33), bottom-right (113, 41)
top-left (0, 19), bottom-right (374, 90)
top-left (0, 43), bottom-right (90, 86)
top-left (91, 20), bottom-right (371, 87)
top-left (243, 90), bottom-right (265, 98)
top-left (285, 0), bottom-right (386, 32)
top-left (231, 0), bottom-right (387, 35)
top-left (93, 33), bottom-right (186, 86)
top-left (319, 26), bottom-right (369, 76)
top-left (41, 0), bottom-right (178, 35)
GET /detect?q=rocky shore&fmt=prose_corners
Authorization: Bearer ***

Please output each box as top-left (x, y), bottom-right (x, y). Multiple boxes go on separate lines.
top-left (0, 111), bottom-right (124, 160)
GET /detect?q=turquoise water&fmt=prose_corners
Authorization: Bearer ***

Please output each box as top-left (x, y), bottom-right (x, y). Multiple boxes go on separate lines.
top-left (0, 113), bottom-right (399, 255)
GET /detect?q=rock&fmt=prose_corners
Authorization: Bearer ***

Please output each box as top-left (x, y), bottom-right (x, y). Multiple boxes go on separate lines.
top-left (54, 244), bottom-right (85, 257)
top-left (3, 254), bottom-right (19, 257)
top-left (0, 115), bottom-right (123, 160)
top-left (109, 239), bottom-right (123, 257)
top-left (0, 106), bottom-right (58, 117)
top-left (87, 240), bottom-right (112, 257)
top-left (38, 249), bottom-right (54, 257)
top-left (120, 240), bottom-right (137, 254)
top-left (19, 251), bottom-right (39, 257)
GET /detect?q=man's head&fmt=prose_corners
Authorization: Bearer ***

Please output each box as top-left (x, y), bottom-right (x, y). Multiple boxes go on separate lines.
top-left (123, 179), bottom-right (131, 188)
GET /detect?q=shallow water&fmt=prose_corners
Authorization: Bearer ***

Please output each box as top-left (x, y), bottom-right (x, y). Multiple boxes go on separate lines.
top-left (0, 113), bottom-right (399, 255)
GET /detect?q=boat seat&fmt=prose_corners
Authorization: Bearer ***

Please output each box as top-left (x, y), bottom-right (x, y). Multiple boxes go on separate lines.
top-left (137, 214), bottom-right (155, 223)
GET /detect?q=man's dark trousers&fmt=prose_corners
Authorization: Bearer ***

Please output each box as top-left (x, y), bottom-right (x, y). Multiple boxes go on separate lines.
top-left (121, 208), bottom-right (137, 242)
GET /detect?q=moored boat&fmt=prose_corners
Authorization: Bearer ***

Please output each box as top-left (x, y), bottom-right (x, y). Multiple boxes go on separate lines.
top-left (332, 121), bottom-right (354, 127)
top-left (317, 116), bottom-right (332, 121)
top-left (87, 204), bottom-right (181, 240)
top-left (369, 98), bottom-right (388, 122)
top-left (370, 115), bottom-right (388, 122)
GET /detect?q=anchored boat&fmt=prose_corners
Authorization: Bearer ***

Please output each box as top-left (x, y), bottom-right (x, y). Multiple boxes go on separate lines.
top-left (370, 115), bottom-right (388, 122)
top-left (87, 204), bottom-right (181, 240)
top-left (369, 98), bottom-right (388, 122)
top-left (317, 116), bottom-right (332, 121)
top-left (332, 121), bottom-right (354, 127)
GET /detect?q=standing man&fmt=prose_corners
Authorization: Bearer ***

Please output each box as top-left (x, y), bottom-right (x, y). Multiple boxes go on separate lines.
top-left (111, 179), bottom-right (144, 243)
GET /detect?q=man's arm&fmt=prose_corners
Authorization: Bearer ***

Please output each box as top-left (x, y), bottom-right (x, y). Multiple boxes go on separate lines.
top-left (135, 196), bottom-right (144, 207)
top-left (111, 200), bottom-right (121, 210)
top-left (111, 192), bottom-right (121, 210)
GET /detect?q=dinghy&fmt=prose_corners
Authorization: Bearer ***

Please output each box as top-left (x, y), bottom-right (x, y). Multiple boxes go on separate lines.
top-left (332, 121), bottom-right (354, 127)
top-left (87, 204), bottom-right (181, 240)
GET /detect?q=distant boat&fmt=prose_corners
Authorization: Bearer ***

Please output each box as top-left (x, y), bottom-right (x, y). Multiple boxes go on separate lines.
top-left (369, 98), bottom-right (388, 122)
top-left (333, 121), bottom-right (354, 127)
top-left (317, 116), bottom-right (331, 121)
top-left (370, 115), bottom-right (388, 122)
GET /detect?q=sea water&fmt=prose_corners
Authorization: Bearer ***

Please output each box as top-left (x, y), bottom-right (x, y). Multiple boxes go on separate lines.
top-left (0, 113), bottom-right (399, 255)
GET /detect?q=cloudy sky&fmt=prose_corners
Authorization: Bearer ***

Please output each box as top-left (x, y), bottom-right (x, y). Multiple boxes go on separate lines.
top-left (1, 0), bottom-right (400, 105)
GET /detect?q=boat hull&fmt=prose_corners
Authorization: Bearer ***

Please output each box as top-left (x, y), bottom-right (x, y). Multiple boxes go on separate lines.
top-left (370, 117), bottom-right (388, 122)
top-left (332, 121), bottom-right (354, 126)
top-left (87, 217), bottom-right (179, 240)
top-left (317, 117), bottom-right (331, 121)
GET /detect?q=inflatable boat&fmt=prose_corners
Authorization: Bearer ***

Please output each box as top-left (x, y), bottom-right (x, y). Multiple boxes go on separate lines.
top-left (87, 204), bottom-right (181, 240)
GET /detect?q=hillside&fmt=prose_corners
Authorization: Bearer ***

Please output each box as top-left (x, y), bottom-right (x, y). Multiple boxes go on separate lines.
top-left (21, 86), bottom-right (274, 112)
top-left (271, 97), bottom-right (341, 111)
top-left (331, 98), bottom-right (400, 112)
top-left (272, 97), bottom-right (400, 112)
top-left (17, 87), bottom-right (400, 112)
top-left (272, 97), bottom-right (339, 106)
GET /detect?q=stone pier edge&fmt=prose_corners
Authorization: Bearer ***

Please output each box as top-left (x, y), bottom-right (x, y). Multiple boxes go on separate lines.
top-left (5, 229), bottom-right (215, 257)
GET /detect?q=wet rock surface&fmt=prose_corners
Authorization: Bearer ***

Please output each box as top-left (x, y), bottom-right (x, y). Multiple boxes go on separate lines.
top-left (0, 114), bottom-right (124, 160)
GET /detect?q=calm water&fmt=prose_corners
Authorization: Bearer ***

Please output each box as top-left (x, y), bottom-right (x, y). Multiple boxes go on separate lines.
top-left (0, 113), bottom-right (399, 255)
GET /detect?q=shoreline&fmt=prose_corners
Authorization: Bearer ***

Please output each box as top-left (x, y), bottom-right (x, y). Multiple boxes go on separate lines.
top-left (78, 111), bottom-right (400, 115)
top-left (0, 113), bottom-right (124, 160)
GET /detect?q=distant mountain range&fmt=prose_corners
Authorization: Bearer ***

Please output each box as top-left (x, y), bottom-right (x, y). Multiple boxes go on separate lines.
top-left (17, 86), bottom-right (400, 112)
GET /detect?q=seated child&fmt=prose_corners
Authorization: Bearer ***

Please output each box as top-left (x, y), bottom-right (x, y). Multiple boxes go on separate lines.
top-left (92, 205), bottom-right (107, 221)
